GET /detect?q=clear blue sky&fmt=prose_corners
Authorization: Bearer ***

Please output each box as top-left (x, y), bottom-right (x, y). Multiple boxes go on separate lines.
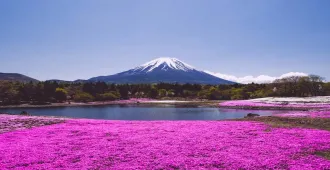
top-left (1, 0), bottom-right (329, 81)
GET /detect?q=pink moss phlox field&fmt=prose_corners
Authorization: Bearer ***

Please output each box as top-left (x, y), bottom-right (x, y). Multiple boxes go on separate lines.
top-left (0, 114), bottom-right (65, 134)
top-left (1, 120), bottom-right (330, 169)
top-left (220, 100), bottom-right (330, 109)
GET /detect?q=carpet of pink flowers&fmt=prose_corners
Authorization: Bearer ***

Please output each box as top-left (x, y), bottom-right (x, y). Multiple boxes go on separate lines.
top-left (1, 116), bottom-right (330, 169)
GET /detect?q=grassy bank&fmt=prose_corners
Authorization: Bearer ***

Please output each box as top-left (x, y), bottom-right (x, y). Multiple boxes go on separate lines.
top-left (240, 116), bottom-right (330, 131)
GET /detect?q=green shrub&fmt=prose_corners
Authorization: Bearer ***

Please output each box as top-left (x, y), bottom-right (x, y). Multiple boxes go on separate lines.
top-left (73, 92), bottom-right (94, 102)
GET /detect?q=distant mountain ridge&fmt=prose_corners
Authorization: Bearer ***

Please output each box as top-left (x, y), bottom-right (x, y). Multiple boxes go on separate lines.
top-left (0, 72), bottom-right (38, 82)
top-left (89, 58), bottom-right (236, 84)
top-left (0, 58), bottom-right (238, 84)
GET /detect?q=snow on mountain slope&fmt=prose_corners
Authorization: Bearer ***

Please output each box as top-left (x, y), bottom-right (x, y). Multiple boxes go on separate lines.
top-left (133, 57), bottom-right (195, 73)
top-left (88, 57), bottom-right (236, 84)
top-left (205, 71), bottom-right (309, 84)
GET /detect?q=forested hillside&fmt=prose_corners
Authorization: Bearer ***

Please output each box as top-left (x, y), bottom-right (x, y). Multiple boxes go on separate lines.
top-left (0, 75), bottom-right (329, 105)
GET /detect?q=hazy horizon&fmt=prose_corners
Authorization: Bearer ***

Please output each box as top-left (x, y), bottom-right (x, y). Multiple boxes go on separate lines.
top-left (1, 0), bottom-right (329, 82)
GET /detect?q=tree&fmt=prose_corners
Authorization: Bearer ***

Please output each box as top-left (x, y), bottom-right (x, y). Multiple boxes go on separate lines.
top-left (119, 85), bottom-right (129, 99)
top-left (34, 83), bottom-right (45, 102)
top-left (308, 75), bottom-right (324, 96)
top-left (197, 90), bottom-right (208, 99)
top-left (18, 82), bottom-right (36, 102)
top-left (1, 78), bottom-right (329, 105)
top-left (208, 87), bottom-right (219, 100)
top-left (0, 81), bottom-right (20, 105)
top-left (230, 88), bottom-right (243, 100)
top-left (183, 90), bottom-right (196, 98)
top-left (167, 89), bottom-right (175, 97)
top-left (97, 92), bottom-right (120, 101)
top-left (158, 89), bottom-right (167, 98)
top-left (296, 77), bottom-right (311, 97)
top-left (324, 82), bottom-right (330, 95)
top-left (44, 81), bottom-right (58, 102)
top-left (73, 92), bottom-right (94, 102)
top-left (82, 83), bottom-right (95, 95)
top-left (95, 82), bottom-right (108, 94)
top-left (148, 88), bottom-right (158, 99)
top-left (54, 88), bottom-right (67, 102)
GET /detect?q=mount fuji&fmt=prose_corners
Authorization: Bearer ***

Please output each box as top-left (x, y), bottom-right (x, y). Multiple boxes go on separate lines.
top-left (89, 58), bottom-right (236, 84)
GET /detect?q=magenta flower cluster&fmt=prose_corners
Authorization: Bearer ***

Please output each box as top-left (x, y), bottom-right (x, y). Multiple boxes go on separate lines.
top-left (1, 116), bottom-right (330, 169)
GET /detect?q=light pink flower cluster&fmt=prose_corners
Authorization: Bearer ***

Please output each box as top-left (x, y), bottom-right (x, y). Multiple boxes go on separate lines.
top-left (0, 114), bottom-right (65, 134)
top-left (1, 118), bottom-right (330, 169)
top-left (277, 110), bottom-right (330, 118)
top-left (220, 100), bottom-right (330, 109)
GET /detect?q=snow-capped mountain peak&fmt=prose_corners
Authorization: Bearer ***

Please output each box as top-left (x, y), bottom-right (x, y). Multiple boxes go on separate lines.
top-left (89, 57), bottom-right (236, 84)
top-left (134, 57), bottom-right (195, 72)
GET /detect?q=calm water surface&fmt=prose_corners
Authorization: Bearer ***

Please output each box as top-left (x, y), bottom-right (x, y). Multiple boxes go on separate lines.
top-left (0, 105), bottom-right (290, 120)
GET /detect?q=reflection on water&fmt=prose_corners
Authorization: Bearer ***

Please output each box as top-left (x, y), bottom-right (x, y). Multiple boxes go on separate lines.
top-left (0, 105), bottom-right (290, 120)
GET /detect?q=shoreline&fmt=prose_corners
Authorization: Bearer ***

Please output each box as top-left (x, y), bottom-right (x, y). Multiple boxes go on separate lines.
top-left (219, 97), bottom-right (330, 111)
top-left (1, 112), bottom-right (330, 129)
top-left (218, 105), bottom-right (313, 111)
top-left (1, 101), bottom-right (329, 111)
top-left (0, 100), bottom-right (222, 109)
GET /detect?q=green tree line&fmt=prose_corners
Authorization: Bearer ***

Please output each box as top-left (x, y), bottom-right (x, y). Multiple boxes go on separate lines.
top-left (0, 75), bottom-right (329, 105)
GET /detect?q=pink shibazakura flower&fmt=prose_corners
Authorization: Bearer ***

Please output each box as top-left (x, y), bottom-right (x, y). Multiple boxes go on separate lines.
top-left (0, 116), bottom-right (330, 169)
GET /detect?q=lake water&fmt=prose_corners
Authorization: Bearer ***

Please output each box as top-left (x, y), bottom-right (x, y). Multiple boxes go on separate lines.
top-left (0, 105), bottom-right (290, 120)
